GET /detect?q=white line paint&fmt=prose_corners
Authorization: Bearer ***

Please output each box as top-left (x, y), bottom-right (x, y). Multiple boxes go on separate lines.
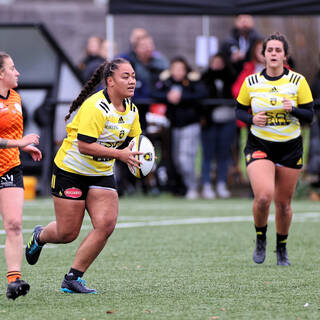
top-left (0, 212), bottom-right (318, 235)
top-left (21, 215), bottom-right (174, 221)
top-left (0, 244), bottom-right (56, 249)
top-left (0, 212), bottom-right (319, 248)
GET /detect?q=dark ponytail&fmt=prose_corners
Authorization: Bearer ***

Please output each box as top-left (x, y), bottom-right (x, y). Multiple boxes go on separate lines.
top-left (65, 61), bottom-right (107, 121)
top-left (65, 57), bottom-right (131, 121)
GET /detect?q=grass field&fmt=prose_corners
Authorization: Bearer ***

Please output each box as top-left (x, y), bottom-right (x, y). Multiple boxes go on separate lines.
top-left (0, 195), bottom-right (320, 320)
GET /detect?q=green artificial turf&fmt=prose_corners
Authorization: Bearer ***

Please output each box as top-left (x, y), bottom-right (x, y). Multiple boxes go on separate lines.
top-left (0, 196), bottom-right (319, 319)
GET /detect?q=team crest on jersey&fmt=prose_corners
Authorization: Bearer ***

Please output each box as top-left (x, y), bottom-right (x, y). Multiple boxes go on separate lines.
top-left (270, 97), bottom-right (277, 106)
top-left (246, 154), bottom-right (251, 163)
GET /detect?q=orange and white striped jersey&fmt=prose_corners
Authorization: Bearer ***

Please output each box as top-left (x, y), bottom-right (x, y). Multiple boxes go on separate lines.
top-left (0, 89), bottom-right (23, 176)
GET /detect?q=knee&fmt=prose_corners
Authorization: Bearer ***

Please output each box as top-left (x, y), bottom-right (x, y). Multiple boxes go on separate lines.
top-left (98, 216), bottom-right (117, 239)
top-left (105, 217), bottom-right (117, 235)
top-left (4, 219), bottom-right (22, 236)
top-left (255, 194), bottom-right (273, 211)
top-left (57, 230), bottom-right (79, 243)
top-left (275, 201), bottom-right (291, 216)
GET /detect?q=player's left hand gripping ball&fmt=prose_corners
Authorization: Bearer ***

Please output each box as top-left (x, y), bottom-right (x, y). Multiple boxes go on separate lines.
top-left (128, 135), bottom-right (155, 178)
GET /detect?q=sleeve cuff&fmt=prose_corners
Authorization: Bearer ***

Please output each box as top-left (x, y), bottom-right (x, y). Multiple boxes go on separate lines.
top-left (77, 133), bottom-right (97, 143)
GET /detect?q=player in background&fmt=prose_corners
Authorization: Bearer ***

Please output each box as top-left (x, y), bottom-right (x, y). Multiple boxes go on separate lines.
top-left (0, 51), bottom-right (42, 299)
top-left (235, 33), bottom-right (314, 266)
top-left (26, 58), bottom-right (142, 293)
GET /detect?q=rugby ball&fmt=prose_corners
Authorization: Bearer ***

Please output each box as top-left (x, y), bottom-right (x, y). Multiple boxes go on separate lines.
top-left (128, 135), bottom-right (155, 179)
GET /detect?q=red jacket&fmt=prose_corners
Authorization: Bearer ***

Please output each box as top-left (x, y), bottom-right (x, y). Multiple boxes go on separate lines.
top-left (232, 61), bottom-right (257, 99)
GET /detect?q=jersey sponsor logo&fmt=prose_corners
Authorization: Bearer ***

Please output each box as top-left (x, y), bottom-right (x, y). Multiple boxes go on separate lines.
top-left (106, 125), bottom-right (119, 130)
top-left (265, 111), bottom-right (291, 126)
top-left (102, 141), bottom-right (123, 148)
top-left (270, 87), bottom-right (278, 93)
top-left (93, 156), bottom-right (112, 162)
top-left (252, 150), bottom-right (267, 159)
top-left (64, 187), bottom-right (82, 198)
top-left (0, 173), bottom-right (15, 187)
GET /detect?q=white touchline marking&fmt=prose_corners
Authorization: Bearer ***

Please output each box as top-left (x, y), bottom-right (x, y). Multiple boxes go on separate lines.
top-left (0, 212), bottom-right (319, 237)
top-left (0, 244), bottom-right (57, 249)
top-left (21, 216), bottom-right (174, 221)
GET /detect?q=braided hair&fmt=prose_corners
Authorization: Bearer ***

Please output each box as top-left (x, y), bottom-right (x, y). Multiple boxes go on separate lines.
top-left (65, 57), bottom-right (131, 121)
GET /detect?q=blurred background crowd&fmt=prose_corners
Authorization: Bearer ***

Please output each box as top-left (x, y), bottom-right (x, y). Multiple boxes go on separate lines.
top-left (1, 0), bottom-right (320, 200)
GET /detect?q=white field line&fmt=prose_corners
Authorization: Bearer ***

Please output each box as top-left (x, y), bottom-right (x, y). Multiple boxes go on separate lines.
top-left (0, 212), bottom-right (319, 236)
top-left (21, 215), bottom-right (174, 221)
top-left (23, 201), bottom-right (320, 214)
top-left (0, 212), bottom-right (319, 248)
top-left (0, 244), bottom-right (57, 249)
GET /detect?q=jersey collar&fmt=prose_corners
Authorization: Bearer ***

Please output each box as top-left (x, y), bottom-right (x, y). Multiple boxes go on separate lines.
top-left (103, 89), bottom-right (127, 109)
top-left (261, 67), bottom-right (289, 81)
top-left (0, 89), bottom-right (10, 100)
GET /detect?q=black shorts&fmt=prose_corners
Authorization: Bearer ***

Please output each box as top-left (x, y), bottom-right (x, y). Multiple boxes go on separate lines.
top-left (0, 165), bottom-right (24, 190)
top-left (51, 164), bottom-right (117, 200)
top-left (244, 132), bottom-right (303, 169)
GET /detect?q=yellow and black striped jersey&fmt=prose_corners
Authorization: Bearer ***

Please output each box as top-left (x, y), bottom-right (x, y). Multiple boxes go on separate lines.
top-left (237, 68), bottom-right (313, 142)
top-left (54, 89), bottom-right (142, 176)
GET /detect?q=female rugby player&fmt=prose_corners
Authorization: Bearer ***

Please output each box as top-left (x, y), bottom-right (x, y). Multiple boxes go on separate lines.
top-left (235, 33), bottom-right (314, 266)
top-left (0, 52), bottom-right (42, 299)
top-left (26, 58), bottom-right (142, 293)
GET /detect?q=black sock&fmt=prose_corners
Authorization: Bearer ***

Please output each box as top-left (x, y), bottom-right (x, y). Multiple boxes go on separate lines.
top-left (276, 233), bottom-right (288, 249)
top-left (255, 225), bottom-right (267, 240)
top-left (66, 268), bottom-right (84, 280)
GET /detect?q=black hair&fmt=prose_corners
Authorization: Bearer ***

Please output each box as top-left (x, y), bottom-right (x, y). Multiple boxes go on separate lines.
top-left (262, 32), bottom-right (289, 57)
top-left (170, 56), bottom-right (191, 74)
top-left (65, 57), bottom-right (131, 121)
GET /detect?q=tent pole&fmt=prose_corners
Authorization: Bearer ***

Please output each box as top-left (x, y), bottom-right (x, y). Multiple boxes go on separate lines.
top-left (106, 0), bottom-right (114, 60)
top-left (202, 15), bottom-right (210, 68)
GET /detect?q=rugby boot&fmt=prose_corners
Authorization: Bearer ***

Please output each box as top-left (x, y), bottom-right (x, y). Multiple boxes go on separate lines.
top-left (253, 238), bottom-right (266, 264)
top-left (6, 279), bottom-right (30, 300)
top-left (61, 275), bottom-right (97, 294)
top-left (276, 246), bottom-right (291, 266)
top-left (25, 225), bottom-right (44, 265)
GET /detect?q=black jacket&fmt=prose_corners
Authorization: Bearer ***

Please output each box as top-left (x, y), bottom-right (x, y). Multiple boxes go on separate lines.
top-left (201, 68), bottom-right (236, 126)
top-left (151, 76), bottom-right (207, 128)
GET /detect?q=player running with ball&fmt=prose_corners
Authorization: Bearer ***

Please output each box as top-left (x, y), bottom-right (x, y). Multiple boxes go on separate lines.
top-left (26, 58), bottom-right (142, 293)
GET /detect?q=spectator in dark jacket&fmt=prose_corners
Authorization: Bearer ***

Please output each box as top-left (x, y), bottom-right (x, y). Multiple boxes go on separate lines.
top-left (200, 53), bottom-right (236, 199)
top-left (152, 56), bottom-right (207, 199)
top-left (123, 35), bottom-right (169, 131)
top-left (220, 15), bottom-right (261, 75)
